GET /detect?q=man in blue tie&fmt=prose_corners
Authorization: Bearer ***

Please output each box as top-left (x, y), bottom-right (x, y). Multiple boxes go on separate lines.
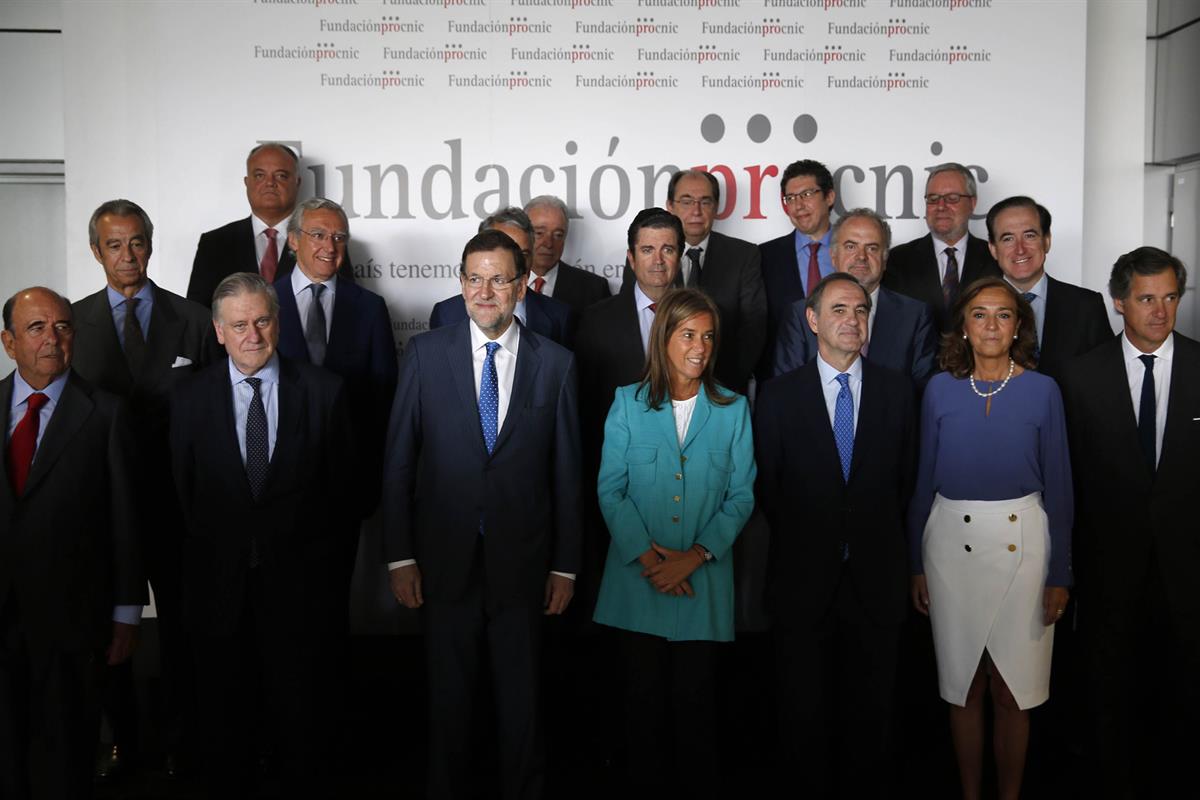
top-left (755, 272), bottom-right (917, 797)
top-left (384, 229), bottom-right (582, 800)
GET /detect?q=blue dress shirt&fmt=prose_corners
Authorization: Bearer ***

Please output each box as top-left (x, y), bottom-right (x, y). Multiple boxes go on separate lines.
top-left (229, 354), bottom-right (280, 463)
top-left (795, 228), bottom-right (834, 296)
top-left (106, 281), bottom-right (154, 348)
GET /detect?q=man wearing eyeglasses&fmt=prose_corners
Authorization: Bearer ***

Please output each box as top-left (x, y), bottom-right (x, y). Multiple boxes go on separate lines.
top-left (882, 162), bottom-right (1000, 331)
top-left (759, 159), bottom-right (838, 381)
top-left (385, 228), bottom-right (582, 800)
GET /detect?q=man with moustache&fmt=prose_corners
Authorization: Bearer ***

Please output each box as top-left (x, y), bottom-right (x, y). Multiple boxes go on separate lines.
top-left (523, 195), bottom-right (612, 315)
top-left (883, 162), bottom-right (1001, 331)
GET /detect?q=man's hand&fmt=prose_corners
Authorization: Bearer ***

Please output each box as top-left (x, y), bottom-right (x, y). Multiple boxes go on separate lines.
top-left (544, 573), bottom-right (575, 615)
top-left (1043, 586), bottom-right (1070, 626)
top-left (911, 575), bottom-right (930, 616)
top-left (389, 563), bottom-right (424, 609)
top-left (641, 542), bottom-right (703, 594)
top-left (107, 622), bottom-right (139, 666)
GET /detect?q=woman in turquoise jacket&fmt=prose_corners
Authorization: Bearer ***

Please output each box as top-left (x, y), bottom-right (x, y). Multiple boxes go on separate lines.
top-left (593, 288), bottom-right (755, 799)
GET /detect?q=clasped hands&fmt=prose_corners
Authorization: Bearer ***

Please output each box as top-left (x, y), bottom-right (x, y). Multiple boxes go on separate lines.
top-left (639, 541), bottom-right (704, 597)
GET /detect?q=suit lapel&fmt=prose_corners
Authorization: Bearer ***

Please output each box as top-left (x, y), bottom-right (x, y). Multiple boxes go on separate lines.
top-left (325, 280), bottom-right (356, 367)
top-left (494, 323), bottom-right (540, 455)
top-left (275, 278), bottom-right (310, 364)
top-left (680, 389), bottom-right (712, 453)
top-left (142, 286), bottom-right (183, 382)
top-left (617, 292), bottom-right (647, 375)
top-left (916, 235), bottom-right (945, 306)
top-left (524, 293), bottom-right (550, 339)
top-left (868, 290), bottom-right (899, 367)
top-left (799, 362), bottom-right (845, 486)
top-left (1157, 333), bottom-right (1197, 477)
top-left (77, 291), bottom-right (133, 392)
top-left (447, 321), bottom-right (489, 457)
top-left (23, 373), bottom-right (92, 498)
top-left (212, 363), bottom-right (254, 499)
top-left (847, 363), bottom-right (881, 483)
top-left (263, 359), bottom-right (304, 497)
top-left (1040, 276), bottom-right (1064, 363)
top-left (239, 217), bottom-right (260, 273)
top-left (1094, 339), bottom-right (1151, 484)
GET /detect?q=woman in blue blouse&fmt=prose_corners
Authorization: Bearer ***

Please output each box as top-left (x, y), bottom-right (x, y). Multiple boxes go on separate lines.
top-left (909, 278), bottom-right (1073, 800)
top-left (593, 288), bottom-right (755, 799)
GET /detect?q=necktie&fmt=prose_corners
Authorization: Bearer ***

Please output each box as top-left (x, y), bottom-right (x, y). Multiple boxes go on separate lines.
top-left (306, 283), bottom-right (328, 366)
top-left (532, 276), bottom-right (545, 294)
top-left (1137, 354), bottom-right (1157, 474)
top-left (942, 247), bottom-right (960, 308)
top-left (833, 373), bottom-right (854, 482)
top-left (686, 247), bottom-right (703, 288)
top-left (648, 303), bottom-right (657, 314)
top-left (123, 296), bottom-right (146, 374)
top-left (261, 228), bottom-right (279, 283)
top-left (7, 392), bottom-right (48, 495)
top-left (806, 242), bottom-right (821, 296)
top-left (245, 377), bottom-right (269, 499)
top-left (480, 342), bottom-right (500, 454)
top-left (1022, 291), bottom-right (1041, 362)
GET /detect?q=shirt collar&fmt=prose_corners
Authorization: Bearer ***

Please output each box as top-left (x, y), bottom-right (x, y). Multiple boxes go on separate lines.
top-left (1004, 271), bottom-right (1048, 299)
top-left (931, 233), bottom-right (966, 254)
top-left (251, 214), bottom-right (287, 237)
top-left (290, 264), bottom-right (338, 296)
top-left (816, 352), bottom-right (863, 385)
top-left (227, 352), bottom-right (280, 385)
top-left (1121, 330), bottom-right (1174, 364)
top-left (469, 315), bottom-right (521, 356)
top-left (797, 227), bottom-right (832, 249)
top-left (106, 280), bottom-right (154, 310)
top-left (11, 368), bottom-right (70, 410)
top-left (683, 234), bottom-right (711, 254)
top-left (633, 282), bottom-right (659, 313)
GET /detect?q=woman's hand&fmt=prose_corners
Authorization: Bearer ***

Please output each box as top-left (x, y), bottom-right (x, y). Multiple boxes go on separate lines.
top-left (911, 574), bottom-right (930, 616)
top-left (1043, 586), bottom-right (1070, 626)
top-left (641, 542), bottom-right (703, 595)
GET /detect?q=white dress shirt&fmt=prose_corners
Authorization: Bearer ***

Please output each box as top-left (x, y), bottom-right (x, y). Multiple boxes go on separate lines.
top-left (680, 234), bottom-right (710, 286)
top-left (1122, 331), bottom-right (1173, 467)
top-left (528, 263), bottom-right (560, 296)
top-left (1004, 272), bottom-right (1048, 346)
top-left (816, 353), bottom-right (863, 432)
top-left (634, 282), bottom-right (657, 355)
top-left (251, 214), bottom-right (287, 266)
top-left (290, 267), bottom-right (337, 343)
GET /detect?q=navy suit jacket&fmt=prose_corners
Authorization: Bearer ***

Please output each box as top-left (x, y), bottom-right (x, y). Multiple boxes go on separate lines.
top-left (758, 230), bottom-right (809, 380)
top-left (547, 260), bottom-right (612, 317)
top-left (275, 276), bottom-right (398, 517)
top-left (1038, 275), bottom-right (1113, 384)
top-left (429, 289), bottom-right (576, 349)
top-left (382, 321), bottom-right (582, 604)
top-left (770, 286), bottom-right (937, 391)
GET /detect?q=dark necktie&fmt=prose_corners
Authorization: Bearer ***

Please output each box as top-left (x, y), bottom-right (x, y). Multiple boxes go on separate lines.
top-left (686, 247), bottom-right (703, 288)
top-left (942, 247), bottom-right (960, 308)
top-left (261, 228), bottom-right (279, 283)
top-left (480, 342), bottom-right (500, 454)
top-left (245, 377), bottom-right (269, 498)
top-left (806, 242), bottom-right (821, 296)
top-left (1022, 291), bottom-right (1041, 362)
top-left (1137, 354), bottom-right (1157, 474)
top-left (306, 283), bottom-right (328, 366)
top-left (123, 297), bottom-right (146, 374)
top-left (532, 276), bottom-right (545, 294)
top-left (7, 391), bottom-right (48, 495)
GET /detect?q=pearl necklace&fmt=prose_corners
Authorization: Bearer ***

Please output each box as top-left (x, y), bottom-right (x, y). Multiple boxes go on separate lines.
top-left (970, 358), bottom-right (1015, 416)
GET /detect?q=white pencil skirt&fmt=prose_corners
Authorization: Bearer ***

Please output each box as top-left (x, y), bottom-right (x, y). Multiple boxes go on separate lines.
top-left (922, 493), bottom-right (1054, 710)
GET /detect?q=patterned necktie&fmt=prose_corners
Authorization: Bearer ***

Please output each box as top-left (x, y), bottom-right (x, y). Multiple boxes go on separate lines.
top-left (7, 392), bottom-right (48, 495)
top-left (833, 373), bottom-right (854, 483)
top-left (244, 377), bottom-right (269, 499)
top-left (123, 296), bottom-right (146, 374)
top-left (532, 276), bottom-right (545, 294)
top-left (306, 283), bottom-right (328, 366)
top-left (1138, 354), bottom-right (1157, 474)
top-left (1022, 291), bottom-right (1041, 362)
top-left (942, 247), bottom-right (960, 308)
top-left (261, 228), bottom-right (279, 283)
top-left (686, 247), bottom-right (703, 288)
top-left (806, 242), bottom-right (821, 296)
top-left (480, 342), bottom-right (500, 454)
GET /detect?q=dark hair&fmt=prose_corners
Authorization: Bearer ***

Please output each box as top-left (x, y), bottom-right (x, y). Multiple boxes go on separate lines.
top-left (212, 272), bottom-right (279, 323)
top-left (804, 272), bottom-right (872, 315)
top-left (461, 229), bottom-right (526, 277)
top-left (246, 142), bottom-right (299, 167)
top-left (626, 207), bottom-right (684, 252)
top-left (3, 286), bottom-right (71, 332)
top-left (636, 288), bottom-right (733, 411)
top-left (780, 159), bottom-right (833, 196)
top-left (985, 196), bottom-right (1052, 242)
top-left (939, 277), bottom-right (1038, 378)
top-left (1108, 246), bottom-right (1188, 301)
top-left (88, 199), bottom-right (154, 250)
top-left (667, 169), bottom-right (720, 207)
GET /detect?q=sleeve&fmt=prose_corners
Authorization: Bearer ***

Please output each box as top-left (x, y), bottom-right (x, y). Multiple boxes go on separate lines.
top-left (186, 234), bottom-right (215, 307)
top-left (771, 302), bottom-right (809, 379)
top-left (909, 304), bottom-right (938, 392)
top-left (596, 388), bottom-right (654, 564)
top-left (737, 248), bottom-right (768, 383)
top-left (109, 398), bottom-right (148, 606)
top-left (1039, 382), bottom-right (1075, 587)
top-left (550, 355), bottom-right (584, 575)
top-left (694, 397), bottom-right (757, 561)
top-left (381, 340), bottom-right (423, 563)
top-left (906, 381), bottom-right (942, 575)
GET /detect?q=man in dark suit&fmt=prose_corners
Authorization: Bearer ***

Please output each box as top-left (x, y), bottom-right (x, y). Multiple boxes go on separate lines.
top-left (986, 196), bottom-right (1112, 383)
top-left (772, 207), bottom-right (937, 391)
top-left (72, 199), bottom-right (217, 777)
top-left (430, 207), bottom-right (576, 348)
top-left (755, 272), bottom-right (917, 797)
top-left (1059, 247), bottom-right (1198, 798)
top-left (524, 195), bottom-right (612, 315)
top-left (758, 159), bottom-right (838, 380)
top-left (882, 162), bottom-right (1001, 331)
top-left (384, 229), bottom-right (581, 800)
top-left (0, 287), bottom-right (145, 798)
top-left (170, 273), bottom-right (353, 798)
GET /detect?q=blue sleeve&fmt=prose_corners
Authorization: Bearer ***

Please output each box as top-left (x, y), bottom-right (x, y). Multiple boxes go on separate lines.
top-left (907, 379), bottom-right (942, 575)
top-left (1040, 382), bottom-right (1074, 587)
top-left (694, 396), bottom-right (756, 561)
top-left (597, 388), bottom-right (654, 564)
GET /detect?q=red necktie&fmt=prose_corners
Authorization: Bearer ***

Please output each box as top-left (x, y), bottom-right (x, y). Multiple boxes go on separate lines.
top-left (532, 276), bottom-right (545, 294)
top-left (648, 303), bottom-right (657, 314)
top-left (8, 392), bottom-right (48, 495)
top-left (261, 228), bottom-right (279, 283)
top-left (806, 242), bottom-right (821, 296)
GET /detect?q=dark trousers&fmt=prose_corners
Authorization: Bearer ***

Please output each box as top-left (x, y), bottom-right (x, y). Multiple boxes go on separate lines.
top-left (775, 573), bottom-right (901, 799)
top-left (423, 577), bottom-right (545, 800)
top-left (617, 629), bottom-right (720, 800)
top-left (0, 595), bottom-right (100, 800)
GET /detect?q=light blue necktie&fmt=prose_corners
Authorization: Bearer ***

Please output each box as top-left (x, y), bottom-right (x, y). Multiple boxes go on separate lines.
top-left (833, 373), bottom-right (854, 483)
top-left (480, 342), bottom-right (500, 454)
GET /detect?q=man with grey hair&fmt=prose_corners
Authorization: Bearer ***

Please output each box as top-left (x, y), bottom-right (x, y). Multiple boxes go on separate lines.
top-left (430, 206), bottom-right (576, 347)
top-left (523, 195), bottom-right (611, 315)
top-left (170, 272), bottom-right (354, 798)
top-left (883, 162), bottom-right (1000, 331)
top-left (772, 208), bottom-right (936, 391)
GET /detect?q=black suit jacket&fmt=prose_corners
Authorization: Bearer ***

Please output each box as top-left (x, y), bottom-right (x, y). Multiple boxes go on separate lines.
top-left (758, 230), bottom-right (809, 381)
top-left (382, 321), bottom-right (582, 603)
top-left (546, 260), bottom-right (611, 317)
top-left (882, 232), bottom-right (1000, 331)
top-left (755, 359), bottom-right (917, 627)
top-left (187, 217), bottom-right (297, 307)
top-left (1037, 275), bottom-right (1113, 383)
top-left (620, 231), bottom-right (767, 394)
top-left (0, 372), bottom-right (145, 652)
top-left (770, 286), bottom-right (937, 391)
top-left (169, 356), bottom-right (354, 636)
top-left (275, 276), bottom-right (397, 517)
top-left (429, 290), bottom-right (575, 349)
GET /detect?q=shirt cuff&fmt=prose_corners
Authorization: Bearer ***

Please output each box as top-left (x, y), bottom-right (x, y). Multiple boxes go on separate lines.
top-left (388, 559), bottom-right (417, 570)
top-left (112, 605), bottom-right (143, 625)
top-left (550, 571), bottom-right (576, 581)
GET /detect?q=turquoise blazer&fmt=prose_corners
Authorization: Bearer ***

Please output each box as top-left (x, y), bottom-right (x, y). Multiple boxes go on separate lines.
top-left (592, 383), bottom-right (756, 642)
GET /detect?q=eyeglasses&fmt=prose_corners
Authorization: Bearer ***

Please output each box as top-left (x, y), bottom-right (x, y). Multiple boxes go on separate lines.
top-left (782, 188), bottom-right (825, 205)
top-left (924, 193), bottom-right (973, 206)
top-left (673, 196), bottom-right (715, 211)
top-left (463, 274), bottom-right (522, 291)
top-left (298, 229), bottom-right (349, 245)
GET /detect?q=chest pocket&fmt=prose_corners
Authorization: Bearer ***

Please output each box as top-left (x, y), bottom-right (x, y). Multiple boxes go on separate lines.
top-left (626, 446), bottom-right (657, 488)
top-left (706, 450), bottom-right (734, 492)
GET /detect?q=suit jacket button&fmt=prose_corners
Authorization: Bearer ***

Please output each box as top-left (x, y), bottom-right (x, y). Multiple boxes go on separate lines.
top-left (1009, 513), bottom-right (1018, 522)
top-left (675, 473), bottom-right (682, 480)
top-left (680, 455), bottom-right (687, 464)
top-left (1008, 544), bottom-right (1017, 552)
top-left (965, 544), bottom-right (972, 552)
top-left (963, 515), bottom-right (971, 523)
top-left (673, 495), bottom-right (680, 503)
top-left (672, 515), bottom-right (680, 523)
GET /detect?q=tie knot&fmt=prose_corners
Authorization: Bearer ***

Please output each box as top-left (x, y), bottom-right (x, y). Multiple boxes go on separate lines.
top-left (310, 282), bottom-right (325, 298)
top-left (648, 303), bottom-right (657, 314)
top-left (265, 227), bottom-right (277, 241)
top-left (245, 377), bottom-right (262, 395)
top-left (126, 296), bottom-right (140, 311)
top-left (687, 247), bottom-right (702, 261)
top-left (26, 392), bottom-right (49, 412)
top-left (1139, 354), bottom-right (1156, 371)
top-left (836, 373), bottom-right (851, 389)
top-left (944, 247), bottom-right (956, 257)
top-left (1022, 292), bottom-right (1037, 303)
top-left (484, 341), bottom-right (500, 357)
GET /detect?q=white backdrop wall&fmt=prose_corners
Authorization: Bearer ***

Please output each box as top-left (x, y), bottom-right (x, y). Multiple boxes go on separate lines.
top-left (61, 0), bottom-right (1089, 348)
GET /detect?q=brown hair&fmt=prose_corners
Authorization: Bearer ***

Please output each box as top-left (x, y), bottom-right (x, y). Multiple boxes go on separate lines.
top-left (637, 288), bottom-right (733, 410)
top-left (939, 277), bottom-right (1038, 379)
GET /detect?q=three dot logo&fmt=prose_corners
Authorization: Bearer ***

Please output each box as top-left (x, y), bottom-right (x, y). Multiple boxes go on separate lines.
top-left (700, 113), bottom-right (820, 145)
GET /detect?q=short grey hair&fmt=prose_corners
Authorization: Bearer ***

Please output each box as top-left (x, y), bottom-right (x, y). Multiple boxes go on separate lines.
top-left (523, 195), bottom-right (570, 233)
top-left (287, 197), bottom-right (349, 238)
top-left (924, 162), bottom-right (977, 197)
top-left (211, 272), bottom-right (279, 322)
top-left (88, 199), bottom-right (154, 250)
top-left (478, 206), bottom-right (533, 240)
top-left (832, 207), bottom-right (892, 253)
